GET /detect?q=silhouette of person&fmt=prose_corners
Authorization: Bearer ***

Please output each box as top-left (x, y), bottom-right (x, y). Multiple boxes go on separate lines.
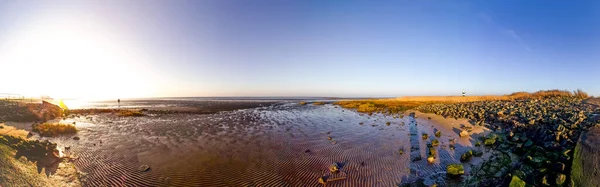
top-left (118, 99), bottom-right (121, 107)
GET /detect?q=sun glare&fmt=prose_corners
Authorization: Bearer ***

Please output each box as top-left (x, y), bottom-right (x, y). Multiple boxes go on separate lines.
top-left (0, 16), bottom-right (156, 100)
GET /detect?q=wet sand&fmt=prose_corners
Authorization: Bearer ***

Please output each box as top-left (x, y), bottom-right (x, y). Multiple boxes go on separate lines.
top-left (37, 103), bottom-right (493, 186)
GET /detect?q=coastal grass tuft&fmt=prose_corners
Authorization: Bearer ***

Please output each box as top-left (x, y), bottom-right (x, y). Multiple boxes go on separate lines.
top-left (32, 123), bottom-right (78, 137)
top-left (312, 102), bottom-right (325, 105)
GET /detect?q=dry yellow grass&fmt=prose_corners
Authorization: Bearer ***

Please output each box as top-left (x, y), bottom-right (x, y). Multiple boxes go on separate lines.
top-left (336, 89), bottom-right (591, 114)
top-left (392, 96), bottom-right (510, 102)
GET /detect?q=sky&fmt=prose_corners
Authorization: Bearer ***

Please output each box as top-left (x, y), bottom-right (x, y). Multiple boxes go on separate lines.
top-left (0, 0), bottom-right (599, 99)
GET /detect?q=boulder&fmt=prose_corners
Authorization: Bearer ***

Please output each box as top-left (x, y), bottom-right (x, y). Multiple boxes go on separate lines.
top-left (571, 124), bottom-right (600, 187)
top-left (459, 130), bottom-right (469, 137)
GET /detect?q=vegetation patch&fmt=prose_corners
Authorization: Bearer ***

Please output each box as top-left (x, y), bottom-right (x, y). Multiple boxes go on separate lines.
top-left (117, 110), bottom-right (145, 117)
top-left (312, 102), bottom-right (325, 105)
top-left (32, 123), bottom-right (78, 137)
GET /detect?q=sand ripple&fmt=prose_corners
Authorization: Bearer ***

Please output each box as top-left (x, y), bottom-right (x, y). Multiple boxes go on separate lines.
top-left (42, 103), bottom-right (488, 186)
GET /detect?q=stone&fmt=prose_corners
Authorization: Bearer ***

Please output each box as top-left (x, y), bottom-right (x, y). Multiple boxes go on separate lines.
top-left (556, 173), bottom-right (566, 185)
top-left (138, 164), bottom-right (150, 172)
top-left (318, 176), bottom-right (327, 184)
top-left (484, 138), bottom-right (496, 146)
top-left (460, 150), bottom-right (473, 162)
top-left (72, 136), bottom-right (80, 140)
top-left (427, 156), bottom-right (435, 164)
top-left (431, 139), bottom-right (439, 147)
top-left (509, 175), bottom-right (526, 187)
top-left (446, 164), bottom-right (464, 176)
top-left (459, 130), bottom-right (469, 137)
top-left (413, 155), bottom-right (422, 162)
top-left (329, 163), bottom-right (340, 173)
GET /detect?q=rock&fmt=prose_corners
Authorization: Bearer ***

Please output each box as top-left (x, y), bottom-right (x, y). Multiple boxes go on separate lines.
top-left (556, 173), bottom-right (566, 185)
top-left (552, 162), bottom-right (565, 172)
top-left (431, 139), bottom-right (440, 146)
top-left (398, 148), bottom-right (404, 155)
top-left (427, 156), bottom-right (435, 164)
top-left (435, 131), bottom-right (441, 138)
top-left (386, 122), bottom-right (391, 126)
top-left (413, 155), bottom-right (422, 162)
top-left (484, 138), bottom-right (496, 146)
top-left (318, 176), bottom-right (327, 184)
top-left (524, 140), bottom-right (533, 147)
top-left (446, 164), bottom-right (464, 176)
top-left (138, 164), bottom-right (150, 172)
top-left (459, 130), bottom-right (469, 137)
top-left (329, 163), bottom-right (340, 173)
top-left (305, 149), bottom-right (311, 153)
top-left (73, 136), bottom-right (80, 140)
top-left (460, 150), bottom-right (473, 162)
top-left (422, 133), bottom-right (429, 140)
top-left (509, 175), bottom-right (526, 187)
top-left (571, 124), bottom-right (600, 187)
top-left (327, 136), bottom-right (332, 140)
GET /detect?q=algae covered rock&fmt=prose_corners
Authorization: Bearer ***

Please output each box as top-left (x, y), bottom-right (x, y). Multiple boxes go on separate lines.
top-left (460, 150), bottom-right (473, 162)
top-left (509, 175), bottom-right (526, 187)
top-left (446, 164), bottom-right (464, 176)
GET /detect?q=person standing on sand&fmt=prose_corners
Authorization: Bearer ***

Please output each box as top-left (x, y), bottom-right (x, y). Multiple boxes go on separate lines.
top-left (118, 99), bottom-right (120, 107)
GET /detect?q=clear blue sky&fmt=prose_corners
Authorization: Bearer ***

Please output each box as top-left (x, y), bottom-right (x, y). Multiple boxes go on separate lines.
top-left (1, 0), bottom-right (599, 98)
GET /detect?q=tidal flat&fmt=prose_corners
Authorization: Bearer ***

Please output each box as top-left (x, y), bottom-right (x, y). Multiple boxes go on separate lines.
top-left (1, 92), bottom-right (599, 186)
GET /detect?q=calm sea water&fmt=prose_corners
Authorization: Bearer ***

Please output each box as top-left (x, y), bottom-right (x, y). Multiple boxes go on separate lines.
top-left (62, 97), bottom-right (334, 109)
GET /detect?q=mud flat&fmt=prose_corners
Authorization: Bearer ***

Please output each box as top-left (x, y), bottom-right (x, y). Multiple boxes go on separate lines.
top-left (24, 101), bottom-right (495, 186)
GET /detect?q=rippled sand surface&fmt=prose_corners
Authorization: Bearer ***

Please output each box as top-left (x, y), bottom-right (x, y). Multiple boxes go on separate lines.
top-left (44, 103), bottom-right (490, 186)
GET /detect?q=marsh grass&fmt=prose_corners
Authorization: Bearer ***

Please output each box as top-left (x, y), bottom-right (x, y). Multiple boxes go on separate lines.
top-left (334, 100), bottom-right (443, 114)
top-left (312, 102), bottom-right (325, 105)
top-left (32, 123), bottom-right (77, 137)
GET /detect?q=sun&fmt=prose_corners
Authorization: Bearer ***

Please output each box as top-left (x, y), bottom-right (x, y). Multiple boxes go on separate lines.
top-left (0, 16), bottom-right (157, 100)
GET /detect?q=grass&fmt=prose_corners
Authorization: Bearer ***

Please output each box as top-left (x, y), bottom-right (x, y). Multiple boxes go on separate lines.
top-left (335, 100), bottom-right (444, 114)
top-left (312, 102), bottom-right (325, 105)
top-left (32, 123), bottom-right (78, 137)
top-left (299, 102), bottom-right (307, 105)
top-left (334, 89), bottom-right (591, 114)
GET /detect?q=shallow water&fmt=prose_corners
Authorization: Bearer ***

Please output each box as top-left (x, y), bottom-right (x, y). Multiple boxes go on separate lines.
top-left (43, 102), bottom-right (489, 186)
